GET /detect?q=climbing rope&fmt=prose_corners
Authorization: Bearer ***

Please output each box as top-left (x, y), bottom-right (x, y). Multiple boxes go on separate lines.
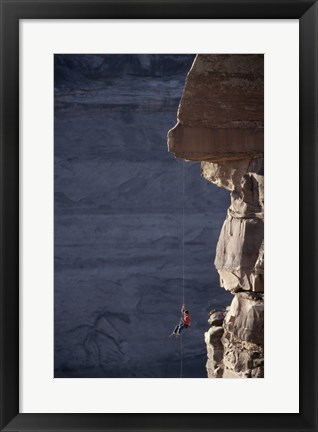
top-left (182, 158), bottom-right (185, 305)
top-left (180, 333), bottom-right (183, 378)
top-left (180, 159), bottom-right (185, 378)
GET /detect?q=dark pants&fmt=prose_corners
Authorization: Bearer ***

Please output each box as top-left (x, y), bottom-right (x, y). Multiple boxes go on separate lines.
top-left (174, 322), bottom-right (188, 334)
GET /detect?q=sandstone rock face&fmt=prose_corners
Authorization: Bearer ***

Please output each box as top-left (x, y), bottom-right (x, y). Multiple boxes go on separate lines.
top-left (168, 54), bottom-right (264, 378)
top-left (205, 294), bottom-right (264, 378)
top-left (168, 124), bottom-right (263, 162)
top-left (205, 310), bottom-right (226, 378)
top-left (168, 54), bottom-right (263, 162)
top-left (203, 157), bottom-right (264, 293)
top-left (222, 292), bottom-right (264, 378)
top-left (224, 292), bottom-right (264, 345)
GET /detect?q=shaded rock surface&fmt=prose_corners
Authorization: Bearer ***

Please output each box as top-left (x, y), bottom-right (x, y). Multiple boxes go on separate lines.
top-left (168, 54), bottom-right (264, 378)
top-left (205, 310), bottom-right (226, 377)
top-left (222, 292), bottom-right (264, 378)
top-left (224, 292), bottom-right (264, 345)
top-left (203, 157), bottom-right (264, 294)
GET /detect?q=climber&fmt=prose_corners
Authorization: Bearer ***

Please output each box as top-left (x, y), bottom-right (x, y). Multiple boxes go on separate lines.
top-left (170, 305), bottom-right (191, 337)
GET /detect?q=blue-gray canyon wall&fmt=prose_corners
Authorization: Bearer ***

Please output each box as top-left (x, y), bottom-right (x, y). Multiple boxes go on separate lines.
top-left (54, 55), bottom-right (232, 378)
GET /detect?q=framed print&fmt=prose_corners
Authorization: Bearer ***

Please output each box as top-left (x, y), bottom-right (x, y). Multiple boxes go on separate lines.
top-left (0, 1), bottom-right (317, 431)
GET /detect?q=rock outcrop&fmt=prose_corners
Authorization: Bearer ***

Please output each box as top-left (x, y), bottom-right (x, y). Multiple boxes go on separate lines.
top-left (168, 54), bottom-right (264, 378)
top-left (205, 310), bottom-right (226, 378)
top-left (222, 292), bottom-right (264, 378)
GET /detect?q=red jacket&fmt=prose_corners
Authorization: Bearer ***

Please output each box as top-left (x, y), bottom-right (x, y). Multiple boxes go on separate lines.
top-left (181, 307), bottom-right (191, 325)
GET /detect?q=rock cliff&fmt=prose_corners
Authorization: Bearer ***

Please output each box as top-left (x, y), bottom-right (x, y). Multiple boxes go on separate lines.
top-left (168, 54), bottom-right (264, 378)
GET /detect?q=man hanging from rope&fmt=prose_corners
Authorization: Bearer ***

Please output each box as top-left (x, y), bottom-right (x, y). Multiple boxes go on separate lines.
top-left (170, 304), bottom-right (191, 337)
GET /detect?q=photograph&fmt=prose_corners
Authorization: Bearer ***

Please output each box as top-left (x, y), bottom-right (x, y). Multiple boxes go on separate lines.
top-left (1, 1), bottom-right (316, 429)
top-left (54, 53), bottom-right (264, 379)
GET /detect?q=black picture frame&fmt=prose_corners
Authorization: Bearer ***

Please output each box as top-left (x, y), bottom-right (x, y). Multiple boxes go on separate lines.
top-left (0, 1), bottom-right (317, 431)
